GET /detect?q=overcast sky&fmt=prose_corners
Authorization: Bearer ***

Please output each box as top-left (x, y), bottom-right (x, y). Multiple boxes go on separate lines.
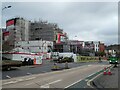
top-left (1, 2), bottom-right (118, 45)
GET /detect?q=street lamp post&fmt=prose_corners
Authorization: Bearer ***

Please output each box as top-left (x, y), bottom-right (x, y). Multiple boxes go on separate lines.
top-left (2, 6), bottom-right (11, 11)
top-left (1, 5), bottom-right (12, 53)
top-left (74, 35), bottom-right (77, 54)
top-left (1, 5), bottom-right (12, 64)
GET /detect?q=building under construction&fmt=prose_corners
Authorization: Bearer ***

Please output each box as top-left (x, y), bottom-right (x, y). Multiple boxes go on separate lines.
top-left (29, 20), bottom-right (63, 41)
top-left (29, 20), bottom-right (69, 52)
top-left (3, 17), bottom-right (30, 51)
top-left (3, 17), bottom-right (69, 52)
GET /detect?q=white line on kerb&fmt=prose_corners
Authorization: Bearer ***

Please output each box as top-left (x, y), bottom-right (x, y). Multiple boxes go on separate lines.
top-left (40, 79), bottom-right (62, 88)
top-left (65, 79), bottom-right (82, 88)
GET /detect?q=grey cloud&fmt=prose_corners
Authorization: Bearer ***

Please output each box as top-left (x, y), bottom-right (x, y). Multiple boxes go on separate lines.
top-left (2, 2), bottom-right (118, 45)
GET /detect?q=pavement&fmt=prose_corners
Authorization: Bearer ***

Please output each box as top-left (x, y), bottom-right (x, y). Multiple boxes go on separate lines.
top-left (2, 63), bottom-right (110, 88)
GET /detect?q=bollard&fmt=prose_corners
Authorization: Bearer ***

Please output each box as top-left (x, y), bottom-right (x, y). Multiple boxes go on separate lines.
top-left (103, 67), bottom-right (107, 75)
top-left (53, 63), bottom-right (57, 70)
top-left (108, 68), bottom-right (112, 75)
top-left (65, 62), bottom-right (69, 69)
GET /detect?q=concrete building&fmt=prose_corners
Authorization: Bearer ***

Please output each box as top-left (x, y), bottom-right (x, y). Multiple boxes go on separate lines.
top-left (53, 32), bottom-right (69, 52)
top-left (29, 20), bottom-right (68, 52)
top-left (29, 21), bottom-right (63, 41)
top-left (68, 40), bottom-right (83, 54)
top-left (83, 41), bottom-right (94, 50)
top-left (81, 41), bottom-right (105, 56)
top-left (5, 17), bottom-right (30, 46)
top-left (15, 40), bottom-right (53, 53)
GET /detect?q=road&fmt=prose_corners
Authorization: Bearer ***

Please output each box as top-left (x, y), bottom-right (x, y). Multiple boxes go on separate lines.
top-left (2, 60), bottom-right (109, 79)
top-left (2, 61), bottom-right (110, 88)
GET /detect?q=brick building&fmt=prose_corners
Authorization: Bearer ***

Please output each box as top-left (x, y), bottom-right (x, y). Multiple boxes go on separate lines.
top-left (99, 43), bottom-right (105, 52)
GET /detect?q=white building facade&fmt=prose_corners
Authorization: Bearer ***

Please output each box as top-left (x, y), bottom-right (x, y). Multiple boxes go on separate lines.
top-left (15, 40), bottom-right (53, 53)
top-left (93, 41), bottom-right (100, 52)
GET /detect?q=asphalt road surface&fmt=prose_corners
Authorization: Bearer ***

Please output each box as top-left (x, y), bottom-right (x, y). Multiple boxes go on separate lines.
top-left (2, 61), bottom-right (110, 88)
top-left (2, 60), bottom-right (109, 79)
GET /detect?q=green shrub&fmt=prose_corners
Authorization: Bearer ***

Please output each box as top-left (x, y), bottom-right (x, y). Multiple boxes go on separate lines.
top-left (59, 57), bottom-right (74, 63)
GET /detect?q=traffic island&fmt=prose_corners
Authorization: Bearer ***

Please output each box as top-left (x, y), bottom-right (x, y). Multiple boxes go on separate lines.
top-left (51, 61), bottom-right (71, 71)
top-left (88, 65), bottom-right (118, 89)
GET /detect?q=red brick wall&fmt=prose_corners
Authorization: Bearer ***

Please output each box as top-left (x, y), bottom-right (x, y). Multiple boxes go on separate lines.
top-left (99, 43), bottom-right (105, 52)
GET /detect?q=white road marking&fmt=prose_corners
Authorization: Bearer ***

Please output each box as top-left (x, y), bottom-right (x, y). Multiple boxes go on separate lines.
top-left (85, 79), bottom-right (89, 81)
top-left (25, 83), bottom-right (34, 86)
top-left (40, 79), bottom-right (62, 88)
top-left (88, 65), bottom-right (92, 66)
top-left (6, 75), bottom-right (11, 79)
top-left (17, 79), bottom-right (24, 82)
top-left (87, 73), bottom-right (95, 77)
top-left (87, 72), bottom-right (103, 88)
top-left (25, 77), bottom-right (36, 81)
top-left (40, 84), bottom-right (49, 88)
top-left (3, 77), bottom-right (36, 85)
top-left (3, 81), bottom-right (18, 85)
top-left (65, 79), bottom-right (82, 88)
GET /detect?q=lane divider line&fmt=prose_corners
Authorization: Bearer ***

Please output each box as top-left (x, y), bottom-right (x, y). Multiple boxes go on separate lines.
top-left (87, 73), bottom-right (95, 77)
top-left (3, 77), bottom-right (36, 85)
top-left (25, 77), bottom-right (36, 81)
top-left (64, 79), bottom-right (82, 88)
top-left (40, 79), bottom-right (62, 88)
top-left (3, 81), bottom-right (18, 85)
top-left (88, 65), bottom-right (92, 66)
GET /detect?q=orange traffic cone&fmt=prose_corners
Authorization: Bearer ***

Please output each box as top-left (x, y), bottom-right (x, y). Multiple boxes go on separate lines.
top-left (103, 67), bottom-right (107, 75)
top-left (108, 68), bottom-right (112, 75)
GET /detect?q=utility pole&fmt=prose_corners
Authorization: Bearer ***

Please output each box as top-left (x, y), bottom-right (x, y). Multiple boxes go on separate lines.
top-left (2, 5), bottom-right (12, 52)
